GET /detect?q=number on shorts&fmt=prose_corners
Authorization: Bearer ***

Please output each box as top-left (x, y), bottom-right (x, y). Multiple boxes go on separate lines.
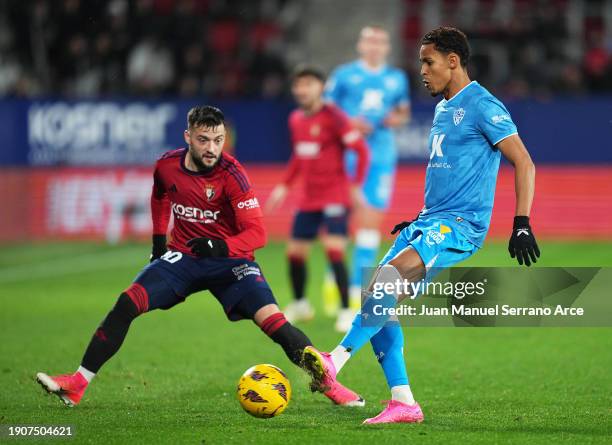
top-left (161, 251), bottom-right (183, 264)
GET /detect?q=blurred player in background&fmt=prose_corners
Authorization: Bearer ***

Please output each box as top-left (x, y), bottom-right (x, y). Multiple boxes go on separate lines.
top-left (303, 27), bottom-right (540, 424)
top-left (266, 66), bottom-right (370, 332)
top-left (36, 106), bottom-right (364, 408)
top-left (324, 25), bottom-right (411, 318)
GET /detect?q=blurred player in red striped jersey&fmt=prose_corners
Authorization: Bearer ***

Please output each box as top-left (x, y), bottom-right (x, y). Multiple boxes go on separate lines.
top-left (266, 66), bottom-right (370, 332)
top-left (36, 105), bottom-right (364, 408)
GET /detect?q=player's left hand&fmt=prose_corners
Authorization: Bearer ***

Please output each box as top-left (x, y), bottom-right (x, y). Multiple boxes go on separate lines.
top-left (508, 216), bottom-right (540, 266)
top-left (187, 237), bottom-right (229, 258)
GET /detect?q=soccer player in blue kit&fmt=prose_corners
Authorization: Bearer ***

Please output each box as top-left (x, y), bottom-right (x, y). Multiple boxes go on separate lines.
top-left (323, 25), bottom-right (411, 330)
top-left (302, 27), bottom-right (540, 424)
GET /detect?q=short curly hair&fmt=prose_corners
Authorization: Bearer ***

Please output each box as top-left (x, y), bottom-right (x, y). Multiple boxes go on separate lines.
top-left (421, 27), bottom-right (470, 67)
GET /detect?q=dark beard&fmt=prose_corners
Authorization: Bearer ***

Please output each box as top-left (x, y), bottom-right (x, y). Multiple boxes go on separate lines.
top-left (191, 151), bottom-right (220, 173)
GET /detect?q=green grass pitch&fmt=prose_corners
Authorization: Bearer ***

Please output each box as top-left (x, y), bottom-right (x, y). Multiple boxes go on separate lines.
top-left (0, 240), bottom-right (611, 444)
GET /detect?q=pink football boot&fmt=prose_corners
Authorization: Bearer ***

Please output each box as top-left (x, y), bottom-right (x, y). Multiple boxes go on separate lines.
top-left (36, 372), bottom-right (88, 407)
top-left (302, 346), bottom-right (365, 407)
top-left (363, 400), bottom-right (424, 424)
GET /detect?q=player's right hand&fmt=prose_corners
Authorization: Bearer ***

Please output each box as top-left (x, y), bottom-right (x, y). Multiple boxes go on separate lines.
top-left (265, 184), bottom-right (288, 213)
top-left (186, 237), bottom-right (229, 258)
top-left (350, 117), bottom-right (373, 135)
top-left (150, 234), bottom-right (167, 262)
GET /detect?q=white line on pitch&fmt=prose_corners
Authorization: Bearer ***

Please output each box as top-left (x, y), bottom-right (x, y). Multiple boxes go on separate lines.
top-left (0, 247), bottom-right (147, 284)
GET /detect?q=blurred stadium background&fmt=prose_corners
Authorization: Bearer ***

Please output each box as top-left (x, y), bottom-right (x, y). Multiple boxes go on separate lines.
top-left (0, 0), bottom-right (611, 245)
top-left (1, 2), bottom-right (611, 442)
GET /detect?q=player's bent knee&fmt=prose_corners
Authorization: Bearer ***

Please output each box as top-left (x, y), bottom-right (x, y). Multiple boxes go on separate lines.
top-left (388, 249), bottom-right (425, 282)
top-left (287, 241), bottom-right (310, 259)
top-left (322, 235), bottom-right (347, 252)
top-left (257, 309), bottom-right (287, 335)
top-left (253, 304), bottom-right (282, 327)
top-left (121, 283), bottom-right (149, 316)
top-left (103, 292), bottom-right (142, 327)
top-left (325, 247), bottom-right (345, 263)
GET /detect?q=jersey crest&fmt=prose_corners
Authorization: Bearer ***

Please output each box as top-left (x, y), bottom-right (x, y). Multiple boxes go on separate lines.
top-left (453, 108), bottom-right (465, 125)
top-left (204, 183), bottom-right (216, 201)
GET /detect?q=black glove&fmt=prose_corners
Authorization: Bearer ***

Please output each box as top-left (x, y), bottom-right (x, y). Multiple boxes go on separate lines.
top-left (508, 216), bottom-right (540, 267)
top-left (186, 237), bottom-right (229, 258)
top-left (391, 218), bottom-right (417, 235)
top-left (150, 234), bottom-right (167, 262)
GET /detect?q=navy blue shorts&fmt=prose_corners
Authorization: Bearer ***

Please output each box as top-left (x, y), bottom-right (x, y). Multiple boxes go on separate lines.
top-left (125, 251), bottom-right (276, 321)
top-left (291, 206), bottom-right (349, 240)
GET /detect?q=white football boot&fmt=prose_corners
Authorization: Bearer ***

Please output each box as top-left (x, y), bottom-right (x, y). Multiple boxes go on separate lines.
top-left (283, 299), bottom-right (315, 323)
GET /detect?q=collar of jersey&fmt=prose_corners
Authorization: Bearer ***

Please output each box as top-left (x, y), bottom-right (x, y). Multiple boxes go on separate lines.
top-left (180, 148), bottom-right (217, 177)
top-left (357, 60), bottom-right (387, 75)
top-left (301, 103), bottom-right (327, 119)
top-left (443, 80), bottom-right (478, 105)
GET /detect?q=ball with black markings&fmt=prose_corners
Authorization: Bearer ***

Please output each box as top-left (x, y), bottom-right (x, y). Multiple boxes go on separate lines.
top-left (236, 364), bottom-right (291, 418)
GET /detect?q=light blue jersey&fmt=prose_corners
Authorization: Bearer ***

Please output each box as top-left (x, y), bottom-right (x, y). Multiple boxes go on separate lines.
top-left (325, 60), bottom-right (410, 166)
top-left (422, 81), bottom-right (518, 247)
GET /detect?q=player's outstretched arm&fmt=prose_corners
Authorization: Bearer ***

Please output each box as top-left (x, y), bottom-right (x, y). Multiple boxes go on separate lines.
top-left (266, 155), bottom-right (299, 213)
top-left (497, 134), bottom-right (540, 266)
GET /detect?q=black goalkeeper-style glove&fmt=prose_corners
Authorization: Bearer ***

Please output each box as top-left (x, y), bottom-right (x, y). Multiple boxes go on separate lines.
top-left (186, 237), bottom-right (229, 258)
top-left (150, 234), bottom-right (167, 262)
top-left (508, 216), bottom-right (540, 267)
top-left (391, 214), bottom-right (420, 235)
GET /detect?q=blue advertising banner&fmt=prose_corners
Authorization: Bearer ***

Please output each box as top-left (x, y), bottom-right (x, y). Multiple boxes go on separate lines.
top-left (0, 99), bottom-right (293, 166)
top-left (0, 97), bottom-right (610, 166)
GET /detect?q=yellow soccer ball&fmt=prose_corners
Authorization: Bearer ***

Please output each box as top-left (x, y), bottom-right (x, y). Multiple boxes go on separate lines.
top-left (236, 364), bottom-right (291, 418)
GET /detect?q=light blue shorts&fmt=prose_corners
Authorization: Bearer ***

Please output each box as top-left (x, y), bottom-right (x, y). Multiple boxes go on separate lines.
top-left (362, 163), bottom-right (395, 210)
top-left (346, 151), bottom-right (396, 210)
top-left (379, 217), bottom-right (478, 275)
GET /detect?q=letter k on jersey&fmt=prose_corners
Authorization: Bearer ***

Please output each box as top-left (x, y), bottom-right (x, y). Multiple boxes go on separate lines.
top-left (430, 134), bottom-right (445, 159)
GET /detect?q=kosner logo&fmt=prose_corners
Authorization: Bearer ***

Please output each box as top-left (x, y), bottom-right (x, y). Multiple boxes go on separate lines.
top-left (28, 102), bottom-right (176, 165)
top-left (171, 203), bottom-right (220, 223)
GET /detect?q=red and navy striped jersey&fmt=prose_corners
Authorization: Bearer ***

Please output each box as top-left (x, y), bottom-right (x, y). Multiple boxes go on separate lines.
top-left (151, 149), bottom-right (265, 260)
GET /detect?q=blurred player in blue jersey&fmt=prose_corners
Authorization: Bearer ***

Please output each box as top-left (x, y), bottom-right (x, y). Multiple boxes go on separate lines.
top-left (323, 25), bottom-right (411, 330)
top-left (302, 27), bottom-right (540, 424)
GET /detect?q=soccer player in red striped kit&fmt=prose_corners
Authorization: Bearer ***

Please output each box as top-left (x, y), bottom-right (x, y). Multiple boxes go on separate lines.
top-left (36, 106), bottom-right (364, 408)
top-left (267, 66), bottom-right (370, 332)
